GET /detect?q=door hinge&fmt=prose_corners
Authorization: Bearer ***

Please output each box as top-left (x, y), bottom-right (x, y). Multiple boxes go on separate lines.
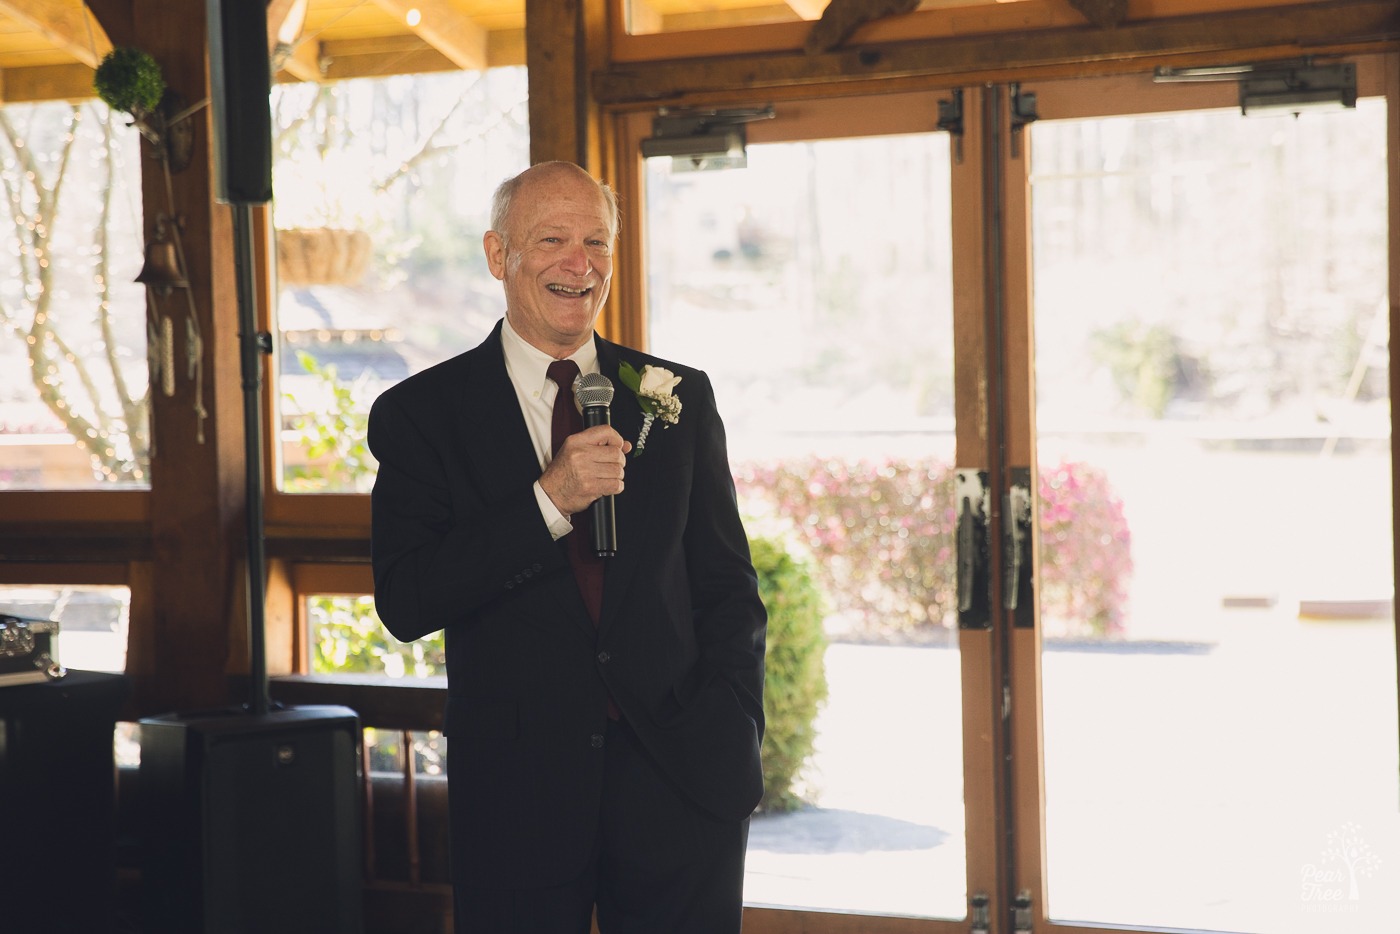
top-left (1008, 82), bottom-right (1038, 158)
top-left (938, 87), bottom-right (965, 163)
top-left (970, 892), bottom-right (991, 934)
top-left (1013, 890), bottom-right (1033, 934)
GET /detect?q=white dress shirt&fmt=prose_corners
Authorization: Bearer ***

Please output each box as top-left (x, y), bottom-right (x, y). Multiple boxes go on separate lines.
top-left (499, 315), bottom-right (600, 541)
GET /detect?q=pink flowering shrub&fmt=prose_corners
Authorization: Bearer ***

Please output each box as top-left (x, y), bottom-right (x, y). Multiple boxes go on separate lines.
top-left (734, 457), bottom-right (1133, 638)
top-left (1036, 460), bottom-right (1134, 637)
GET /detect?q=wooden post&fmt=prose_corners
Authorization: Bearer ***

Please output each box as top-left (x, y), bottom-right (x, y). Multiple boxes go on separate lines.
top-left (87, 0), bottom-right (250, 713)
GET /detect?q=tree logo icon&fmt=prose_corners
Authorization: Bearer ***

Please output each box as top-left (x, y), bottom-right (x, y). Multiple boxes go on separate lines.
top-left (1320, 822), bottom-right (1382, 901)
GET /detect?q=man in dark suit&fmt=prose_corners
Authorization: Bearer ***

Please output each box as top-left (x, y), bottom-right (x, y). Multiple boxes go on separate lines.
top-left (368, 160), bottom-right (766, 933)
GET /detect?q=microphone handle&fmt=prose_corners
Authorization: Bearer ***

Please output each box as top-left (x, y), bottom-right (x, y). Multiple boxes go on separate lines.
top-left (582, 404), bottom-right (617, 557)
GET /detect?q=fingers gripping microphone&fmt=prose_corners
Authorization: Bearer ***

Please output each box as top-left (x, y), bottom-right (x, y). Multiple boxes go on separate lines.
top-left (574, 373), bottom-right (618, 557)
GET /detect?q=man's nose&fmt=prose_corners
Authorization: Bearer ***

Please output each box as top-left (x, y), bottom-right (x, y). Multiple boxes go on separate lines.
top-left (559, 242), bottom-right (592, 275)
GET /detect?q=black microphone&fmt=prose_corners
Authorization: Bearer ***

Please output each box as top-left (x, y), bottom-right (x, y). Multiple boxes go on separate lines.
top-left (573, 372), bottom-right (617, 557)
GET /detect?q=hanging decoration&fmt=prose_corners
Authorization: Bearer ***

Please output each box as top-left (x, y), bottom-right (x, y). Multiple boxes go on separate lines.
top-left (96, 47), bottom-right (210, 444)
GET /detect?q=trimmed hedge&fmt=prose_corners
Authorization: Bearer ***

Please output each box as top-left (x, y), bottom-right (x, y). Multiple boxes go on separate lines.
top-left (751, 535), bottom-right (829, 813)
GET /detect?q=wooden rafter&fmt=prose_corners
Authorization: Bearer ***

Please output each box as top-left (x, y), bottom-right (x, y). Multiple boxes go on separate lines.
top-left (370, 0), bottom-right (488, 71)
top-left (785, 0), bottom-right (828, 19)
top-left (595, 0), bottom-right (1400, 103)
top-left (275, 37), bottom-right (324, 82)
top-left (0, 62), bottom-right (99, 103)
top-left (267, 0), bottom-right (323, 81)
top-left (0, 0), bottom-right (111, 68)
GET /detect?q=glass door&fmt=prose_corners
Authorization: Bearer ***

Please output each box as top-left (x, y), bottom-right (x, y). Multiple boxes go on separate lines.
top-left (1011, 60), bottom-right (1400, 933)
top-left (620, 91), bottom-right (998, 929)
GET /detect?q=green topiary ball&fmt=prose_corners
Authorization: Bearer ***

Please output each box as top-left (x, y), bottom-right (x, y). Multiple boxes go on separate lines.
top-left (93, 47), bottom-right (166, 116)
top-left (750, 535), bottom-right (829, 813)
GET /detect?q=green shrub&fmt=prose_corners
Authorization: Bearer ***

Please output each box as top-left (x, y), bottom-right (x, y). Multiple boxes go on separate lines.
top-left (93, 48), bottom-right (165, 116)
top-left (309, 594), bottom-right (445, 678)
top-left (751, 535), bottom-right (828, 813)
top-left (283, 350), bottom-right (378, 493)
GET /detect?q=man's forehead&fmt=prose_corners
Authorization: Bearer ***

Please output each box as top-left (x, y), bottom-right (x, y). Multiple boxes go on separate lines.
top-left (530, 217), bottom-right (613, 236)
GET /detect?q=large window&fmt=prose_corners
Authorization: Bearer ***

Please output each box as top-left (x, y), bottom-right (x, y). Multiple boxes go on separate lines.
top-left (1030, 94), bottom-right (1398, 933)
top-left (0, 100), bottom-right (148, 490)
top-left (270, 68), bottom-right (530, 494)
top-left (644, 126), bottom-right (968, 919)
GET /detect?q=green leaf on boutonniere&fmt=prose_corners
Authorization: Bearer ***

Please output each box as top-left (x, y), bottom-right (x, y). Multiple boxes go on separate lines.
top-left (618, 360), bottom-right (643, 394)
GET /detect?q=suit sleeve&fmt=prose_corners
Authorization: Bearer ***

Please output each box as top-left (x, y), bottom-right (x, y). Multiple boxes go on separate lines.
top-left (680, 371), bottom-right (768, 740)
top-left (367, 387), bottom-right (569, 642)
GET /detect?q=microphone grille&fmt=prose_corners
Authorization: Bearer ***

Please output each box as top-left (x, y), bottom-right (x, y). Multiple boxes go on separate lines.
top-left (574, 372), bottom-right (615, 408)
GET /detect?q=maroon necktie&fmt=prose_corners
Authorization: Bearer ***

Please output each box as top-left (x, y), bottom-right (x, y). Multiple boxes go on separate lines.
top-left (547, 360), bottom-right (618, 720)
top-left (547, 360), bottom-right (604, 623)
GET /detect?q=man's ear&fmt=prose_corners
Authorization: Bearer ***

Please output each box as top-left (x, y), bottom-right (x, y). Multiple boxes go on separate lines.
top-left (483, 230), bottom-right (506, 280)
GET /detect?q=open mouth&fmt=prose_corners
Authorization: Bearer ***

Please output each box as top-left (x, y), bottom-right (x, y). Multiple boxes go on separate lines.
top-left (548, 284), bottom-right (592, 297)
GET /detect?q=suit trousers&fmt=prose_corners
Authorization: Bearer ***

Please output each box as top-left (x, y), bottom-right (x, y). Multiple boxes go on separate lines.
top-left (452, 717), bottom-right (750, 934)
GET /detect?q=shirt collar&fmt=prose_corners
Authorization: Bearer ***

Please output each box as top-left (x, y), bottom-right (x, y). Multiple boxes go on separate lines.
top-left (500, 316), bottom-right (599, 395)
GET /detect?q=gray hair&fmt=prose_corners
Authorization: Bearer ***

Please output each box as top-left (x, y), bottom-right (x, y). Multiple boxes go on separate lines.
top-left (489, 161), bottom-right (620, 251)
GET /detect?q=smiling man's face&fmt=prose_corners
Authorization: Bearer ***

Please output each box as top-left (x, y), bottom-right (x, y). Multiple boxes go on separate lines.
top-left (485, 163), bottom-right (616, 359)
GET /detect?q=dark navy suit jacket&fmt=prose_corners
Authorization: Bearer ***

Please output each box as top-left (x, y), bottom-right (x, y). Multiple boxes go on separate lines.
top-left (368, 320), bottom-right (766, 888)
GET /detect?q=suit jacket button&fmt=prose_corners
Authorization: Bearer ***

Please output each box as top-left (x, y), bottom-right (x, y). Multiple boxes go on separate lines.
top-left (596, 651), bottom-right (610, 664)
top-left (590, 733), bottom-right (605, 749)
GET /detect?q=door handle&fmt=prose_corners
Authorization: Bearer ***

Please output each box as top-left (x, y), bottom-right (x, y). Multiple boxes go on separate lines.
top-left (1003, 466), bottom-right (1034, 627)
top-left (956, 469), bottom-right (991, 629)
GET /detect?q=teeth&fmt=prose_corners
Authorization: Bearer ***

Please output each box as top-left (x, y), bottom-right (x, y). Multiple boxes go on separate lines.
top-left (549, 284), bottom-right (588, 295)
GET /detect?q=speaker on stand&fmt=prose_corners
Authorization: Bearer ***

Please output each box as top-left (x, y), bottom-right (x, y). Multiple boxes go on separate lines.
top-left (140, 4), bottom-right (364, 931)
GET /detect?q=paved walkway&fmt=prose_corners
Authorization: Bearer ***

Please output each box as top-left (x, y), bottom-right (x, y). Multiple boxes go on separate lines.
top-left (744, 622), bottom-right (1400, 933)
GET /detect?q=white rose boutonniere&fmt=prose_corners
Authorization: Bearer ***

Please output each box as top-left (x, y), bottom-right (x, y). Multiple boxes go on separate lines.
top-left (619, 360), bottom-right (682, 455)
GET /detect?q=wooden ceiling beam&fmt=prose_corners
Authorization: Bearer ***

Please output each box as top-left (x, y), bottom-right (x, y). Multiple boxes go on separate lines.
top-left (371, 0), bottom-right (488, 71)
top-left (0, 0), bottom-right (111, 67)
top-left (303, 29), bottom-right (524, 82)
top-left (626, 0), bottom-right (664, 33)
top-left (785, 0), bottom-right (827, 19)
top-left (593, 0), bottom-right (1400, 104)
top-left (318, 37), bottom-right (459, 80)
top-left (275, 36), bottom-right (324, 82)
top-left (0, 61), bottom-right (96, 103)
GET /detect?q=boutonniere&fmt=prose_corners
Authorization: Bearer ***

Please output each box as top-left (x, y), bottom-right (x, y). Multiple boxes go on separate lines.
top-left (619, 361), bottom-right (682, 455)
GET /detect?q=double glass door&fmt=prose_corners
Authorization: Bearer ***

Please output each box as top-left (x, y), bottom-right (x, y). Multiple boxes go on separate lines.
top-left (620, 57), bottom-right (1399, 933)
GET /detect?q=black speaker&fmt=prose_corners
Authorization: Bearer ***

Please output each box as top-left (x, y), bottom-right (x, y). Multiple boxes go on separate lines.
top-left (139, 706), bottom-right (364, 934)
top-left (207, 0), bottom-right (273, 204)
top-left (0, 672), bottom-right (131, 934)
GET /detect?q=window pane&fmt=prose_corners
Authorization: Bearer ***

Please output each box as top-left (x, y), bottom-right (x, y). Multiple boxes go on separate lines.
top-left (308, 593), bottom-right (445, 680)
top-left (272, 68), bottom-right (529, 493)
top-left (1032, 99), bottom-right (1400, 932)
top-left (0, 584), bottom-right (130, 672)
top-left (646, 135), bottom-right (965, 918)
top-left (0, 101), bottom-right (149, 489)
top-left (364, 728), bottom-right (446, 777)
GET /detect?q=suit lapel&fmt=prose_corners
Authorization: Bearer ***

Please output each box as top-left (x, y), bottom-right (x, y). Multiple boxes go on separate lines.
top-left (457, 323), bottom-right (541, 494)
top-left (461, 323), bottom-right (595, 634)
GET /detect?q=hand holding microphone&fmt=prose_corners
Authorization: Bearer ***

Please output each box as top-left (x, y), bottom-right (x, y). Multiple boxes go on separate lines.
top-left (573, 372), bottom-right (618, 557)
